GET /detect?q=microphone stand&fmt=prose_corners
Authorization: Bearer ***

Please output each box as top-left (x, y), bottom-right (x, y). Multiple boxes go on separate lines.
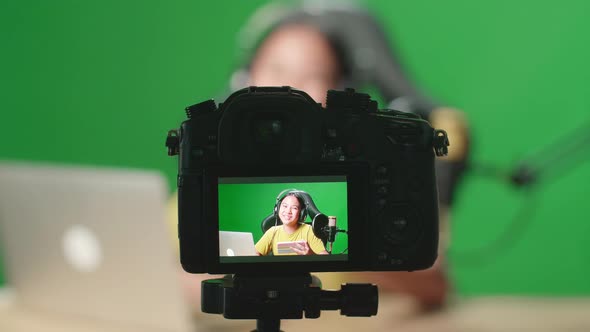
top-left (472, 120), bottom-right (590, 188)
top-left (453, 120), bottom-right (590, 265)
top-left (324, 226), bottom-right (347, 254)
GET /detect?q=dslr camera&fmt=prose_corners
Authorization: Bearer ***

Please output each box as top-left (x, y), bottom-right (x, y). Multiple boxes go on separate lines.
top-left (166, 86), bottom-right (448, 275)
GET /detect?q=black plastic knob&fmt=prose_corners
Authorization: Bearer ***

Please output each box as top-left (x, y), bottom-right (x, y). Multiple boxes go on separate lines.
top-left (185, 99), bottom-right (216, 119)
top-left (326, 88), bottom-right (371, 114)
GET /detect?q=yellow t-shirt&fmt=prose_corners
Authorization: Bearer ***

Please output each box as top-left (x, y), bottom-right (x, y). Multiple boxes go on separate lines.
top-left (255, 224), bottom-right (326, 256)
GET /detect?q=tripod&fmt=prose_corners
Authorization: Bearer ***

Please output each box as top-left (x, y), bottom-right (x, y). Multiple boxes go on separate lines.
top-left (201, 273), bottom-right (378, 332)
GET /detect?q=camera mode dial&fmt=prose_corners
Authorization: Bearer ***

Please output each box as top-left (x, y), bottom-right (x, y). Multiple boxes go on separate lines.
top-left (186, 99), bottom-right (216, 119)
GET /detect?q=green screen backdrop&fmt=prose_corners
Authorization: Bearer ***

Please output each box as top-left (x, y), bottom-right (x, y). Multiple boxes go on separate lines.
top-left (1, 0), bottom-right (589, 296)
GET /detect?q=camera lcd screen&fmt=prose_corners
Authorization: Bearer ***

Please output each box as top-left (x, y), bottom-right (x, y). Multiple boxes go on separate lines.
top-left (218, 175), bottom-right (349, 263)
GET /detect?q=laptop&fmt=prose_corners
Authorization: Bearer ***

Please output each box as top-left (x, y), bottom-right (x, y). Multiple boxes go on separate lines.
top-left (219, 231), bottom-right (257, 257)
top-left (0, 162), bottom-right (194, 331)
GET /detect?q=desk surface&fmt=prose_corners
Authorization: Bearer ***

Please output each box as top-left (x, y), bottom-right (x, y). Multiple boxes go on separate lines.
top-left (2, 292), bottom-right (590, 332)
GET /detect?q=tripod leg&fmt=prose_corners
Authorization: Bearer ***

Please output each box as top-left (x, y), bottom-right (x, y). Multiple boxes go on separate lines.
top-left (254, 318), bottom-right (281, 332)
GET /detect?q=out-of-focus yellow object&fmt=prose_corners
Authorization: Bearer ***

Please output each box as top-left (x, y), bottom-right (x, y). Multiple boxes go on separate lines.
top-left (167, 191), bottom-right (180, 253)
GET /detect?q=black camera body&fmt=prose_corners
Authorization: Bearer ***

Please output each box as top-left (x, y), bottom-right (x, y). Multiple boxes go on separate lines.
top-left (167, 86), bottom-right (448, 274)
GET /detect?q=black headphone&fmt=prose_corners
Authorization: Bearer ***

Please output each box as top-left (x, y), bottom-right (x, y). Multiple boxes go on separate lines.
top-left (273, 188), bottom-right (308, 225)
top-left (229, 1), bottom-right (437, 119)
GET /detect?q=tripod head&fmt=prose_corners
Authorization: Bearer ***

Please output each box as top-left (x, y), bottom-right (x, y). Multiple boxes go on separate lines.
top-left (202, 273), bottom-right (378, 332)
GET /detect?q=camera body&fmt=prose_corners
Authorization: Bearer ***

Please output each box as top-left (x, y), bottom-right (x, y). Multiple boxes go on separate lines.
top-left (168, 86), bottom-right (448, 274)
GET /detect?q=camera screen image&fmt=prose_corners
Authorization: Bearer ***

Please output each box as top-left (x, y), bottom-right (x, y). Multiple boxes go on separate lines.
top-left (218, 175), bottom-right (349, 264)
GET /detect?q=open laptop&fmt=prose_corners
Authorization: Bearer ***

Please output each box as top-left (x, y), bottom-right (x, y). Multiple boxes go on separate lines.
top-left (219, 231), bottom-right (257, 257)
top-left (0, 162), bottom-right (194, 331)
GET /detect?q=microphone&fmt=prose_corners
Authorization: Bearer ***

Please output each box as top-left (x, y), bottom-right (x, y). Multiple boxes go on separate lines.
top-left (327, 216), bottom-right (337, 253)
top-left (328, 216), bottom-right (337, 242)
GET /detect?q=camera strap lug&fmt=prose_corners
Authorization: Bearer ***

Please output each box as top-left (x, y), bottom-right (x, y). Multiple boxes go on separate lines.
top-left (166, 129), bottom-right (180, 156)
top-left (433, 129), bottom-right (449, 157)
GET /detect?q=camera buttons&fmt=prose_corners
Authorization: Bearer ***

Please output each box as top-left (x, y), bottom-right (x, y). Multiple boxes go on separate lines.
top-left (192, 148), bottom-right (205, 158)
top-left (376, 165), bottom-right (388, 176)
top-left (393, 218), bottom-right (408, 230)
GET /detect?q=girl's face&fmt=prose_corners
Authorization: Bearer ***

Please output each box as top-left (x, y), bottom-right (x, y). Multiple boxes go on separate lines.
top-left (249, 24), bottom-right (340, 105)
top-left (278, 195), bottom-right (301, 226)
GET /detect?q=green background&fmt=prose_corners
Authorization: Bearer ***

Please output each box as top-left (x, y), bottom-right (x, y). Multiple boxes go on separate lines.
top-left (219, 181), bottom-right (349, 255)
top-left (1, 0), bottom-right (589, 296)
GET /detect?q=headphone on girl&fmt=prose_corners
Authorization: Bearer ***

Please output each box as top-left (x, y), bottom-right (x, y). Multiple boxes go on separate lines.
top-left (273, 188), bottom-right (308, 224)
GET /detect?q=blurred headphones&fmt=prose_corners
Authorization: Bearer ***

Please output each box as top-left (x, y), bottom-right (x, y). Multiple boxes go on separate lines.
top-left (229, 0), bottom-right (437, 119)
top-left (273, 189), bottom-right (308, 224)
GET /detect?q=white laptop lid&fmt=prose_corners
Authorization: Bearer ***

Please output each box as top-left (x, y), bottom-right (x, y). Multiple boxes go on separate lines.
top-left (0, 162), bottom-right (192, 332)
top-left (219, 231), bottom-right (257, 257)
